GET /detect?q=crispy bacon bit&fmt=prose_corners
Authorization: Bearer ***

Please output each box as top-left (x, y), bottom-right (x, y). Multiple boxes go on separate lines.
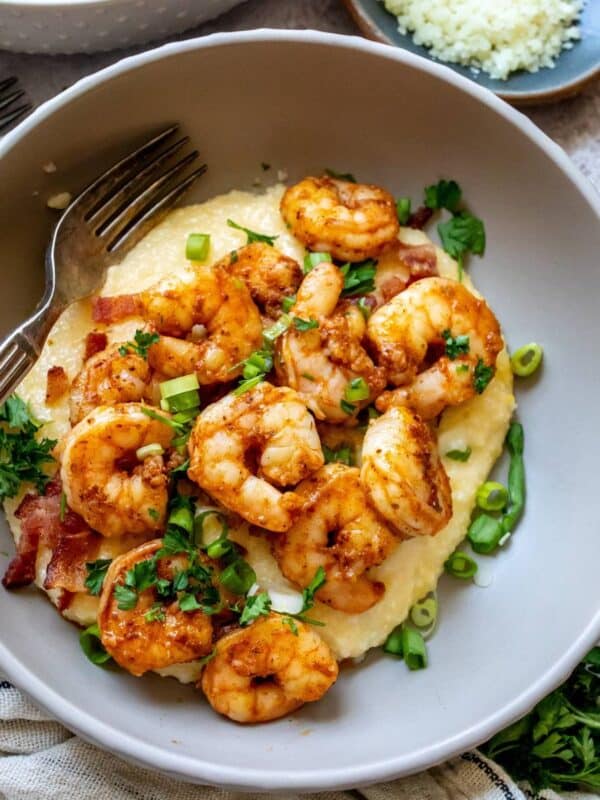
top-left (45, 365), bottom-right (69, 405)
top-left (407, 206), bottom-right (434, 230)
top-left (92, 294), bottom-right (142, 325)
top-left (380, 276), bottom-right (408, 303)
top-left (84, 330), bottom-right (108, 361)
top-left (400, 243), bottom-right (438, 281)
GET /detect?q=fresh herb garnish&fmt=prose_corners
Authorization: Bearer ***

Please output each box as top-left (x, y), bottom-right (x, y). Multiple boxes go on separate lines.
top-left (473, 358), bottom-right (494, 394)
top-left (240, 592), bottom-right (272, 626)
top-left (114, 583), bottom-right (138, 611)
top-left (325, 168), bottom-right (356, 183)
top-left (79, 623), bottom-right (111, 666)
top-left (118, 329), bottom-right (160, 359)
top-left (340, 259), bottom-right (377, 297)
top-left (323, 444), bottom-right (354, 466)
top-left (293, 316), bottom-right (318, 332)
top-left (300, 566), bottom-right (326, 612)
top-left (227, 218), bottom-right (278, 246)
top-left (483, 647), bottom-right (600, 794)
top-left (281, 294), bottom-right (296, 312)
top-left (396, 197), bottom-right (412, 225)
top-left (441, 329), bottom-right (470, 360)
top-left (445, 447), bottom-right (472, 462)
top-left (424, 179), bottom-right (462, 213)
top-left (233, 315), bottom-right (293, 394)
top-left (438, 212), bottom-right (485, 281)
top-left (340, 399), bottom-right (356, 415)
top-left (84, 558), bottom-right (112, 596)
top-left (0, 395), bottom-right (56, 501)
top-left (144, 602), bottom-right (166, 623)
top-left (303, 252), bottom-right (332, 273)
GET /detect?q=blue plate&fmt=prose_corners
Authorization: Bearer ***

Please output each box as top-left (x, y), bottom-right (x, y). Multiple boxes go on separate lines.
top-left (342, 0), bottom-right (600, 104)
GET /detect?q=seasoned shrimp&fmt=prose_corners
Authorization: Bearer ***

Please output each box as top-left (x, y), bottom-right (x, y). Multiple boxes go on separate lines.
top-left (368, 277), bottom-right (503, 419)
top-left (93, 264), bottom-right (263, 382)
top-left (222, 243), bottom-right (302, 318)
top-left (281, 176), bottom-right (399, 262)
top-left (61, 403), bottom-right (173, 537)
top-left (272, 464), bottom-right (397, 613)
top-left (70, 343), bottom-right (153, 426)
top-left (98, 540), bottom-right (214, 676)
top-left (187, 382), bottom-right (324, 532)
top-left (361, 407), bottom-right (452, 536)
top-left (276, 262), bottom-right (386, 422)
top-left (201, 614), bottom-right (338, 723)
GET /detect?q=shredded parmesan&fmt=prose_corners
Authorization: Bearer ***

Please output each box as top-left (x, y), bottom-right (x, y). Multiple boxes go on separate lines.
top-left (384, 0), bottom-right (584, 80)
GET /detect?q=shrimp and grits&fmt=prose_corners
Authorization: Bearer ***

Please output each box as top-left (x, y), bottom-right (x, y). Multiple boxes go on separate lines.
top-left (1, 175), bottom-right (522, 723)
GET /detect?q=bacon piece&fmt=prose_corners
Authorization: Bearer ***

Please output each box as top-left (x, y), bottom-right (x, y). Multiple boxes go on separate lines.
top-left (84, 330), bottom-right (108, 361)
top-left (380, 276), bottom-right (408, 303)
top-left (45, 530), bottom-right (101, 593)
top-left (45, 365), bottom-right (69, 405)
top-left (407, 206), bottom-right (434, 230)
top-left (92, 294), bottom-right (142, 325)
top-left (400, 242), bottom-right (438, 282)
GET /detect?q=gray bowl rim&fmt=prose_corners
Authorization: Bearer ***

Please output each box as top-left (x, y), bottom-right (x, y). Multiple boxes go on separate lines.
top-left (0, 29), bottom-right (599, 791)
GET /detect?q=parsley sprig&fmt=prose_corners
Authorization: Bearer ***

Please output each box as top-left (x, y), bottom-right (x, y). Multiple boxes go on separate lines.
top-left (227, 219), bottom-right (278, 246)
top-left (0, 395), bottom-right (56, 502)
top-left (84, 558), bottom-right (112, 596)
top-left (441, 329), bottom-right (470, 360)
top-left (484, 647), bottom-right (600, 794)
top-left (340, 259), bottom-right (377, 297)
top-left (118, 330), bottom-right (159, 359)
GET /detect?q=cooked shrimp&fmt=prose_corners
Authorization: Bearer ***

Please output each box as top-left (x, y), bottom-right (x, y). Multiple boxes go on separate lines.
top-left (221, 243), bottom-right (302, 318)
top-left (272, 464), bottom-right (397, 613)
top-left (368, 277), bottom-right (503, 419)
top-left (93, 264), bottom-right (263, 382)
top-left (281, 176), bottom-right (399, 262)
top-left (70, 343), bottom-right (153, 426)
top-left (275, 262), bottom-right (386, 422)
top-left (201, 614), bottom-right (338, 723)
top-left (361, 406), bottom-right (452, 536)
top-left (61, 403), bottom-right (173, 537)
top-left (98, 540), bottom-right (214, 676)
top-left (187, 382), bottom-right (324, 532)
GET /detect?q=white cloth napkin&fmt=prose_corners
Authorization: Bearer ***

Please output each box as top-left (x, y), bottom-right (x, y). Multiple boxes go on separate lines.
top-left (0, 673), bottom-right (595, 800)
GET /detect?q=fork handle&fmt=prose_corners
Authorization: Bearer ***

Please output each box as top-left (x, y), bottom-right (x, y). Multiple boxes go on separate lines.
top-left (0, 303), bottom-right (61, 406)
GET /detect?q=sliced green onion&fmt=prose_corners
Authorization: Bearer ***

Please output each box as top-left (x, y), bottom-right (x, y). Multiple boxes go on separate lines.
top-left (467, 513), bottom-right (505, 554)
top-left (207, 538), bottom-right (233, 559)
top-left (194, 509), bottom-right (228, 545)
top-left (160, 374), bottom-right (199, 399)
top-left (263, 314), bottom-right (291, 345)
top-left (168, 503), bottom-right (194, 534)
top-left (136, 443), bottom-right (165, 461)
top-left (444, 550), bottom-right (478, 579)
top-left (185, 233), bottom-right (211, 262)
top-left (340, 399), bottom-right (356, 415)
top-left (510, 343), bottom-right (543, 377)
top-left (233, 376), bottom-right (264, 396)
top-left (172, 408), bottom-right (200, 425)
top-left (410, 596), bottom-right (438, 629)
top-left (165, 389), bottom-right (200, 413)
top-left (476, 481), bottom-right (509, 512)
top-left (303, 251), bottom-right (332, 273)
top-left (344, 377), bottom-right (369, 403)
top-left (402, 627), bottom-right (428, 670)
top-left (383, 625), bottom-right (404, 657)
top-left (281, 295), bottom-right (296, 312)
top-left (368, 406), bottom-right (380, 420)
top-left (79, 623), bottom-right (111, 666)
top-left (396, 197), bottom-right (412, 225)
top-left (446, 447), bottom-right (471, 462)
top-left (243, 351), bottom-right (273, 377)
top-left (171, 433), bottom-right (190, 450)
top-left (159, 398), bottom-right (170, 411)
top-left (502, 422), bottom-right (525, 535)
top-left (219, 559), bottom-right (256, 595)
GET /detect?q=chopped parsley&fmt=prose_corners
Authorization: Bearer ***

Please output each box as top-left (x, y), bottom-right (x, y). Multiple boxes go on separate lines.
top-left (323, 444), bottom-right (354, 466)
top-left (118, 329), bottom-right (160, 359)
top-left (0, 395), bottom-right (56, 501)
top-left (424, 179), bottom-right (462, 213)
top-left (84, 558), bottom-right (112, 596)
top-left (303, 251), bottom-right (332, 273)
top-left (293, 316), bottom-right (318, 332)
top-left (441, 329), bottom-right (470, 360)
top-left (445, 447), bottom-right (472, 462)
top-left (233, 315), bottom-right (294, 394)
top-left (144, 602), bottom-right (166, 623)
top-left (325, 168), bottom-right (356, 183)
top-left (473, 359), bottom-right (495, 394)
top-left (114, 583), bottom-right (138, 611)
top-left (227, 218), bottom-right (278, 246)
top-left (240, 592), bottom-right (272, 626)
top-left (300, 566), bottom-right (326, 612)
top-left (340, 259), bottom-right (377, 297)
top-left (438, 212), bottom-right (486, 281)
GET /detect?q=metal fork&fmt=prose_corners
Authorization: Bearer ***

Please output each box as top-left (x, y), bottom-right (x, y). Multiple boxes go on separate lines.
top-left (0, 125), bottom-right (206, 404)
top-left (0, 77), bottom-right (31, 133)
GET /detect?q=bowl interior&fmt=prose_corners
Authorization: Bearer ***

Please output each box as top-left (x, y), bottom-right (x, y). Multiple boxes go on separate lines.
top-left (344, 0), bottom-right (600, 102)
top-left (0, 32), bottom-right (599, 791)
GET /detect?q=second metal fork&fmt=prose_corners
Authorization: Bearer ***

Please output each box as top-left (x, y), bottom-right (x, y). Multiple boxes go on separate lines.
top-left (0, 126), bottom-right (206, 404)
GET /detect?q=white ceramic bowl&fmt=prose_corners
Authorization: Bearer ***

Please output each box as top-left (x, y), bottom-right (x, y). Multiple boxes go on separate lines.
top-left (0, 0), bottom-right (246, 54)
top-left (0, 31), bottom-right (599, 792)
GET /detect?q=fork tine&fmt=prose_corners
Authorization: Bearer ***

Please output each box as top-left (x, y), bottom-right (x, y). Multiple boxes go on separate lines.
top-left (0, 88), bottom-right (25, 112)
top-left (76, 125), bottom-right (179, 217)
top-left (99, 150), bottom-right (200, 240)
top-left (0, 103), bottom-right (32, 133)
top-left (87, 136), bottom-right (192, 226)
top-left (0, 76), bottom-right (18, 95)
top-left (108, 164), bottom-right (207, 255)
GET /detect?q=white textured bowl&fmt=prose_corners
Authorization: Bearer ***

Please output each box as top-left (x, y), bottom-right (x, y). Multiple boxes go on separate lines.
top-left (0, 0), bottom-right (246, 54)
top-left (0, 31), bottom-right (599, 792)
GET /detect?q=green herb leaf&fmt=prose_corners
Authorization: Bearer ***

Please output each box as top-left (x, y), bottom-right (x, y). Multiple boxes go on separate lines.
top-left (84, 558), bottom-right (112, 596)
top-left (445, 447), bottom-right (471, 462)
top-left (396, 197), bottom-right (412, 225)
top-left (424, 179), bottom-right (462, 212)
top-left (118, 329), bottom-right (160, 359)
top-left (158, 527), bottom-right (193, 557)
top-left (79, 623), bottom-right (111, 666)
top-left (239, 592), bottom-right (272, 626)
top-left (441, 329), bottom-right (470, 360)
top-left (227, 218), bottom-right (278, 246)
top-left (144, 602), bottom-right (166, 623)
top-left (281, 294), bottom-right (296, 312)
top-left (340, 399), bottom-right (356, 415)
top-left (114, 583), bottom-right (138, 611)
top-left (325, 168), bottom-right (356, 183)
top-left (301, 566), bottom-right (326, 612)
top-left (293, 316), bottom-right (318, 332)
top-left (323, 444), bottom-right (354, 466)
top-left (340, 260), bottom-right (377, 298)
top-left (473, 359), bottom-right (494, 394)
top-left (438, 212), bottom-right (486, 261)
top-left (303, 252), bottom-right (332, 273)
